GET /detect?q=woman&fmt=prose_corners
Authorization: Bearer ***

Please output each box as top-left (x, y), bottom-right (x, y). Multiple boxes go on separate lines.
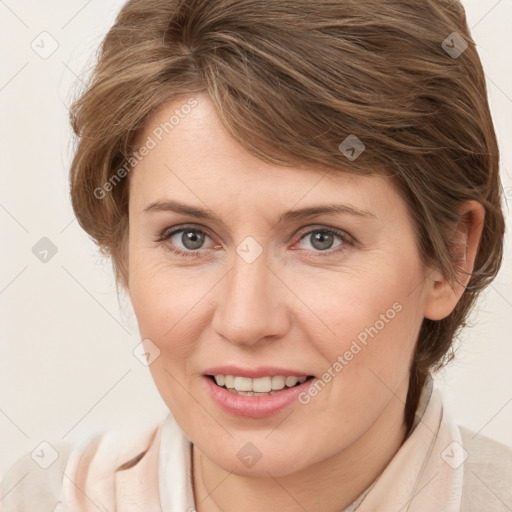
top-left (1, 0), bottom-right (511, 510)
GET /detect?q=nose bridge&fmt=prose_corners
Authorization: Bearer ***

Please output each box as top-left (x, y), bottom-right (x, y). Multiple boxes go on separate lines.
top-left (211, 245), bottom-right (287, 346)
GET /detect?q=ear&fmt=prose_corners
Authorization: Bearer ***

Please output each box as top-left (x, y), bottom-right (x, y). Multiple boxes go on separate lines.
top-left (423, 200), bottom-right (485, 321)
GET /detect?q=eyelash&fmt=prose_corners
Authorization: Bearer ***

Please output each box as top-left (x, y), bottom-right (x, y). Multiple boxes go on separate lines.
top-left (156, 224), bottom-right (355, 259)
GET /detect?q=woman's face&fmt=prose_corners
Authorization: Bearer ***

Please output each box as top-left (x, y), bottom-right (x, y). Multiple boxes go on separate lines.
top-left (127, 93), bottom-right (432, 477)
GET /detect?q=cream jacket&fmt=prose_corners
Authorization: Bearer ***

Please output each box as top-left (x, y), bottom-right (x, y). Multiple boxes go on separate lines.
top-left (1, 379), bottom-right (511, 511)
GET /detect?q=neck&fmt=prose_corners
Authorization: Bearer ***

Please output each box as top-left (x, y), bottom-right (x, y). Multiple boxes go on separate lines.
top-left (192, 376), bottom-right (409, 512)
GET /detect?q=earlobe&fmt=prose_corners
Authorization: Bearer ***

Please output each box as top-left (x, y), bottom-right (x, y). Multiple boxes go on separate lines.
top-left (423, 200), bottom-right (485, 321)
top-left (423, 268), bottom-right (455, 321)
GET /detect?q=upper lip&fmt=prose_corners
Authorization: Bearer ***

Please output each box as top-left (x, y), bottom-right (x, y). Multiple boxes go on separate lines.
top-left (204, 365), bottom-right (314, 379)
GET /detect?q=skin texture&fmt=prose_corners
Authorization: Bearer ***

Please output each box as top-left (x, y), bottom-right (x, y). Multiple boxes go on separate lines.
top-left (125, 93), bottom-right (484, 512)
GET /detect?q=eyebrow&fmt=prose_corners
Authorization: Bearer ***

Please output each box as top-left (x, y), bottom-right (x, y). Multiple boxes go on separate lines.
top-left (142, 199), bottom-right (376, 224)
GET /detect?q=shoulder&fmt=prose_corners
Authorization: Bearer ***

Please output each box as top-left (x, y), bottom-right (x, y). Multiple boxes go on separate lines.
top-left (0, 439), bottom-right (77, 511)
top-left (459, 424), bottom-right (512, 511)
top-left (0, 419), bottom-right (164, 512)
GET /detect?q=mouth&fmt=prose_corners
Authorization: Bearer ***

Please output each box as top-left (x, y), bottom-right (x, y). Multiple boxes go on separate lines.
top-left (206, 374), bottom-right (316, 396)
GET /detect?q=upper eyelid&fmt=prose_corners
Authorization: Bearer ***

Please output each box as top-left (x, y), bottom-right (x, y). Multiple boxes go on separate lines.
top-left (159, 224), bottom-right (217, 242)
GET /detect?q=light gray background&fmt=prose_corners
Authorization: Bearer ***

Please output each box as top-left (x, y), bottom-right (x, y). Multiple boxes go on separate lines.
top-left (1, 0), bottom-right (511, 478)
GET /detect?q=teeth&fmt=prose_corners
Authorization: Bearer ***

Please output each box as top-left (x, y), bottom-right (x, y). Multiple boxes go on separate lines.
top-left (285, 376), bottom-right (299, 387)
top-left (234, 376), bottom-right (253, 392)
top-left (271, 376), bottom-right (286, 390)
top-left (213, 374), bottom-right (308, 392)
top-left (253, 377), bottom-right (271, 393)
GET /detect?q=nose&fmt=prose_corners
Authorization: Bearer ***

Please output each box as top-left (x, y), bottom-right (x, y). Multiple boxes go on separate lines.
top-left (210, 250), bottom-right (290, 348)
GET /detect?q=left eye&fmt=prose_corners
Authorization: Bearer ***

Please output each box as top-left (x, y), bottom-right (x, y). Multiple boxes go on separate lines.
top-left (296, 228), bottom-right (347, 253)
top-left (157, 226), bottom-right (352, 258)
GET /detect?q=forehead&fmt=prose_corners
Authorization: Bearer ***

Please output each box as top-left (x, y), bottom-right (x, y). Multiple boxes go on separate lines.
top-left (129, 93), bottom-right (402, 220)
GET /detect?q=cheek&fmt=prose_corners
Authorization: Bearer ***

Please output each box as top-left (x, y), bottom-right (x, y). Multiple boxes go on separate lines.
top-left (129, 245), bottom-right (186, 326)
top-left (296, 254), bottom-right (425, 401)
top-left (286, 266), bottom-right (422, 445)
top-left (128, 253), bottom-right (212, 412)
top-left (128, 248), bottom-right (215, 362)
top-left (295, 254), bottom-right (424, 354)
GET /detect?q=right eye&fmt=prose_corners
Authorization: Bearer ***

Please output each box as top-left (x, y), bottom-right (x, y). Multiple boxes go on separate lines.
top-left (156, 225), bottom-right (219, 258)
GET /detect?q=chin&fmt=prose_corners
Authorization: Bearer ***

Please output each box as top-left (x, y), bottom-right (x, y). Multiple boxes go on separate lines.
top-left (197, 434), bottom-right (317, 479)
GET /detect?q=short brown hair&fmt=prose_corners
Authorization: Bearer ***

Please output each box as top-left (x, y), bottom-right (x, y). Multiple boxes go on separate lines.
top-left (68, 0), bottom-right (505, 435)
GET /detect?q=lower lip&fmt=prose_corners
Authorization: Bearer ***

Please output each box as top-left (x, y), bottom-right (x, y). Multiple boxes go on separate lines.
top-left (202, 375), bottom-right (316, 418)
